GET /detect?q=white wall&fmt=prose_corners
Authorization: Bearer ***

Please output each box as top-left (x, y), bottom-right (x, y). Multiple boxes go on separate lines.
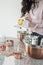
top-left (0, 0), bottom-right (22, 38)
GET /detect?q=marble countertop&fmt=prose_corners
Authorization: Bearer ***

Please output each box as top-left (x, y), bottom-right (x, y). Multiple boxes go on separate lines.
top-left (3, 56), bottom-right (43, 65)
top-left (0, 38), bottom-right (43, 65)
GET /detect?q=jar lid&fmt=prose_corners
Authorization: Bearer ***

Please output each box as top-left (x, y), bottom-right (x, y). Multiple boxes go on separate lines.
top-left (32, 36), bottom-right (39, 39)
top-left (17, 31), bottom-right (26, 34)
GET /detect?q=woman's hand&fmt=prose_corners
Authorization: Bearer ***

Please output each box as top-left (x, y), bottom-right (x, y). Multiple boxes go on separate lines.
top-left (25, 12), bottom-right (32, 22)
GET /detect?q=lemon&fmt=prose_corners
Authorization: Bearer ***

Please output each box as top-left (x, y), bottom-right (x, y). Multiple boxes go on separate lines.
top-left (18, 19), bottom-right (23, 26)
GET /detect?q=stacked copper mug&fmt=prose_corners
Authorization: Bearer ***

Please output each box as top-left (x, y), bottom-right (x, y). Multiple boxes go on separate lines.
top-left (17, 31), bottom-right (26, 41)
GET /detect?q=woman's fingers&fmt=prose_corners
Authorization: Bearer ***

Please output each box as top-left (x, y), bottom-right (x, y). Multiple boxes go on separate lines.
top-left (24, 12), bottom-right (32, 22)
top-left (25, 12), bottom-right (30, 18)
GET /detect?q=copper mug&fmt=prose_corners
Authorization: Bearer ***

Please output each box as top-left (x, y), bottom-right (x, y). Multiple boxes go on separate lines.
top-left (17, 31), bottom-right (26, 41)
top-left (0, 45), bottom-right (6, 51)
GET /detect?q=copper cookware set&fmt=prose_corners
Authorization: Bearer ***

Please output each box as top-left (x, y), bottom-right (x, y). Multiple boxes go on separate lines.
top-left (0, 32), bottom-right (43, 59)
top-left (17, 31), bottom-right (43, 59)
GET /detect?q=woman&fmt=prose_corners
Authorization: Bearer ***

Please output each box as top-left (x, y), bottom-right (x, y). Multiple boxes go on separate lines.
top-left (21, 0), bottom-right (43, 45)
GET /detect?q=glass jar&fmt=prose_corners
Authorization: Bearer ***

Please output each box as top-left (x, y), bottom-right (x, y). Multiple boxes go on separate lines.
top-left (40, 38), bottom-right (43, 47)
top-left (32, 36), bottom-right (39, 45)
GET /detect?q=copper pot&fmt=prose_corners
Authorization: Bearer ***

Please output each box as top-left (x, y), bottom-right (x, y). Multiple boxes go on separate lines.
top-left (25, 44), bottom-right (43, 59)
top-left (40, 48), bottom-right (43, 59)
top-left (24, 44), bottom-right (30, 56)
top-left (30, 47), bottom-right (42, 59)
